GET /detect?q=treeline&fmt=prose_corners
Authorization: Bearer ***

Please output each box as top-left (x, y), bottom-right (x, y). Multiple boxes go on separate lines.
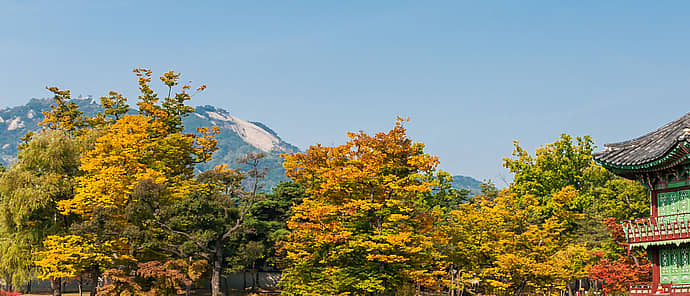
top-left (0, 70), bottom-right (651, 296)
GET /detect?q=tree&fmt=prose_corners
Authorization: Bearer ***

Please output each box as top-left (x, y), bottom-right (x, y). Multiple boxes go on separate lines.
top-left (444, 187), bottom-right (589, 296)
top-left (588, 218), bottom-right (651, 294)
top-left (0, 130), bottom-right (81, 296)
top-left (280, 118), bottom-right (447, 295)
top-left (501, 134), bottom-right (649, 295)
top-left (34, 235), bottom-right (112, 296)
top-left (154, 153), bottom-right (265, 296)
top-left (53, 68), bottom-right (216, 260)
top-left (22, 69), bottom-right (218, 296)
top-left (40, 87), bottom-right (88, 132)
top-left (136, 259), bottom-right (208, 296)
top-left (227, 181), bottom-right (306, 290)
top-left (0, 68), bottom-right (225, 295)
top-left (502, 134), bottom-right (647, 223)
top-left (259, 181), bottom-right (306, 268)
top-left (96, 269), bottom-right (144, 296)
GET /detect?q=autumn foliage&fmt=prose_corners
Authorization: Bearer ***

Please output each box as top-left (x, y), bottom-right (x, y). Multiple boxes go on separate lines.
top-left (280, 118), bottom-right (447, 295)
top-left (0, 290), bottom-right (21, 296)
top-left (0, 69), bottom-right (653, 296)
top-left (588, 218), bottom-right (651, 294)
top-left (0, 69), bottom-right (220, 296)
top-left (136, 259), bottom-right (208, 296)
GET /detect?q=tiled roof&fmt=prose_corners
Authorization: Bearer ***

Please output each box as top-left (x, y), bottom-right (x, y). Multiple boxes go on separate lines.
top-left (593, 113), bottom-right (690, 167)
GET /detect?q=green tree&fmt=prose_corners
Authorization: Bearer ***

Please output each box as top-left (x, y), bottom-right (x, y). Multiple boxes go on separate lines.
top-left (225, 181), bottom-right (306, 290)
top-left (503, 134), bottom-right (646, 221)
top-left (0, 130), bottom-right (81, 296)
top-left (251, 181), bottom-right (306, 265)
top-left (155, 153), bottom-right (265, 296)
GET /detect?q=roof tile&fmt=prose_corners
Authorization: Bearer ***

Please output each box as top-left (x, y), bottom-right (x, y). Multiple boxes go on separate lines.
top-left (593, 112), bottom-right (690, 167)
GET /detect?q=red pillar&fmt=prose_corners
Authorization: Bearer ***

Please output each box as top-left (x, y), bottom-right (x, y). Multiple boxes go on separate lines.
top-left (652, 247), bottom-right (660, 284)
top-left (652, 191), bottom-right (658, 217)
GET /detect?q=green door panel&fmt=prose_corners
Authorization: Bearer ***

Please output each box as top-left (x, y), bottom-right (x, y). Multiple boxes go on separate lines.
top-left (659, 190), bottom-right (690, 217)
top-left (661, 245), bottom-right (690, 283)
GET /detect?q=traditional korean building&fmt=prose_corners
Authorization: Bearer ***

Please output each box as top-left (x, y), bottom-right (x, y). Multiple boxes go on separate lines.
top-left (594, 114), bottom-right (690, 295)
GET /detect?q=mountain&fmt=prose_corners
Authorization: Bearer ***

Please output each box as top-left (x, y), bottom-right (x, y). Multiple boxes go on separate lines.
top-left (451, 175), bottom-right (483, 196)
top-left (0, 98), bottom-right (300, 189)
top-left (0, 99), bottom-right (487, 192)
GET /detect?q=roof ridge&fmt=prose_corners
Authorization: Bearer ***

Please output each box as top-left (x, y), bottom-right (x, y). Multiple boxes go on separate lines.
top-left (605, 112), bottom-right (690, 148)
top-left (594, 112), bottom-right (690, 170)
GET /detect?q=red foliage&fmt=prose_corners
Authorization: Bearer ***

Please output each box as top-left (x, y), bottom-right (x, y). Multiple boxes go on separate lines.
top-left (604, 217), bottom-right (629, 250)
top-left (589, 255), bottom-right (651, 294)
top-left (589, 218), bottom-right (651, 294)
top-left (0, 290), bottom-right (22, 296)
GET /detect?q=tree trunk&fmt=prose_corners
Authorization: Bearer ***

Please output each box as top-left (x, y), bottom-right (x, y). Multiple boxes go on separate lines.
top-left (50, 277), bottom-right (62, 296)
top-left (211, 241), bottom-right (224, 296)
top-left (90, 269), bottom-right (101, 296)
top-left (90, 279), bottom-right (99, 296)
top-left (78, 275), bottom-right (83, 296)
top-left (513, 278), bottom-right (527, 296)
top-left (4, 273), bottom-right (12, 292)
top-left (224, 276), bottom-right (230, 296)
top-left (450, 267), bottom-right (454, 296)
top-left (251, 262), bottom-right (257, 291)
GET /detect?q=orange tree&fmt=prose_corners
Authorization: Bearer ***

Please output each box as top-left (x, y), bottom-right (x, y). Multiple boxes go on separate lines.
top-left (279, 118), bottom-right (447, 296)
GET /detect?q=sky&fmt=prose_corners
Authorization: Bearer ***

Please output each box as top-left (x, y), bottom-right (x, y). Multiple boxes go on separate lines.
top-left (2, 1), bottom-right (690, 186)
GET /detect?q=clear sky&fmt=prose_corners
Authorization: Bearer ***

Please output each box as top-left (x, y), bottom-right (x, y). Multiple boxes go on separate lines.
top-left (2, 1), bottom-right (690, 185)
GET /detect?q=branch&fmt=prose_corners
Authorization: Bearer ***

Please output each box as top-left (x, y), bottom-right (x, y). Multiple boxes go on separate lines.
top-left (157, 239), bottom-right (212, 261)
top-left (156, 221), bottom-right (212, 253)
top-left (221, 196), bottom-right (255, 241)
top-left (156, 245), bottom-right (184, 258)
top-left (222, 154), bottom-right (263, 241)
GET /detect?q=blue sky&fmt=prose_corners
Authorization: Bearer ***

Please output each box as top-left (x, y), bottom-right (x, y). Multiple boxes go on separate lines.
top-left (2, 1), bottom-right (690, 185)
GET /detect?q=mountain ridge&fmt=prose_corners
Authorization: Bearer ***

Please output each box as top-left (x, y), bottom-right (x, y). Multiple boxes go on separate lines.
top-left (0, 98), bottom-right (299, 189)
top-left (0, 98), bottom-right (483, 191)
top-left (451, 175), bottom-right (483, 195)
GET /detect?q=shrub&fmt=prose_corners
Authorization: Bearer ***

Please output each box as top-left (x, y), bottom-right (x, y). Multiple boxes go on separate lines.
top-left (0, 290), bottom-right (21, 296)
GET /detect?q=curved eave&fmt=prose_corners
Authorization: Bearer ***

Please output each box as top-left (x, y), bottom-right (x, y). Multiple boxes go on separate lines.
top-left (594, 141), bottom-right (690, 174)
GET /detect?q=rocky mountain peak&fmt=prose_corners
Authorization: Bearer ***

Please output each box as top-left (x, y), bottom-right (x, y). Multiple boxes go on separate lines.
top-left (0, 98), bottom-right (300, 188)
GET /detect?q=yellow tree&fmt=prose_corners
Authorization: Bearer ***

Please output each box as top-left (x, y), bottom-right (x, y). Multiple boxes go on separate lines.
top-left (445, 187), bottom-right (589, 296)
top-left (51, 69), bottom-right (217, 284)
top-left (58, 68), bottom-right (215, 221)
top-left (280, 118), bottom-right (447, 296)
top-left (39, 87), bottom-right (88, 132)
top-left (34, 235), bottom-right (112, 296)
